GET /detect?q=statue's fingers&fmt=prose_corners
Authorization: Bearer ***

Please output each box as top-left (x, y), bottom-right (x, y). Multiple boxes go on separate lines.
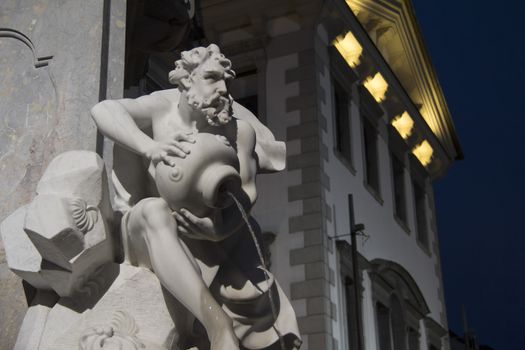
top-left (164, 145), bottom-right (186, 158)
top-left (161, 154), bottom-right (176, 167)
top-left (173, 211), bottom-right (190, 227)
top-left (174, 133), bottom-right (196, 144)
top-left (168, 141), bottom-right (191, 154)
top-left (177, 225), bottom-right (189, 236)
top-left (180, 208), bottom-right (201, 226)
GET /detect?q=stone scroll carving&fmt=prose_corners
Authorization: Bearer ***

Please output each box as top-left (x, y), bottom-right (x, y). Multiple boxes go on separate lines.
top-left (2, 44), bottom-right (301, 350)
top-left (0, 28), bottom-right (53, 68)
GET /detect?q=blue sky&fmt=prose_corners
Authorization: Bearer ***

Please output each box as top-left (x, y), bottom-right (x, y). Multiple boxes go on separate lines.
top-left (412, 1), bottom-right (525, 348)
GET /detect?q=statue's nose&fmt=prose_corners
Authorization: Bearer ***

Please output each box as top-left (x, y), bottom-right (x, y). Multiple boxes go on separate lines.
top-left (216, 81), bottom-right (227, 96)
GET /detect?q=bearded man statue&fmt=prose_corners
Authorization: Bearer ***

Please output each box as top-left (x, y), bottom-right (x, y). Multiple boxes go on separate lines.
top-left (90, 44), bottom-right (302, 350)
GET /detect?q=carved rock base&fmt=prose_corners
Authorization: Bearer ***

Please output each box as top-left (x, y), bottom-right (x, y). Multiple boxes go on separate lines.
top-left (15, 264), bottom-right (177, 350)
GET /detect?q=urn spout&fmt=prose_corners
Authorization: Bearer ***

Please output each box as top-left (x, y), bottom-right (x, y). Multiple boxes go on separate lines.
top-left (199, 164), bottom-right (241, 209)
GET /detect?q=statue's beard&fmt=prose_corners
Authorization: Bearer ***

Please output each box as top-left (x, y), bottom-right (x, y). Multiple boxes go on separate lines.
top-left (187, 90), bottom-right (233, 126)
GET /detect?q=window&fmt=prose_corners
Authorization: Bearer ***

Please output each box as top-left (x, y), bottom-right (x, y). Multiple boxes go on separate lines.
top-left (376, 302), bottom-right (392, 350)
top-left (391, 155), bottom-right (408, 224)
top-left (363, 119), bottom-right (380, 195)
top-left (413, 181), bottom-right (429, 249)
top-left (390, 295), bottom-right (406, 350)
top-left (333, 79), bottom-right (352, 165)
top-left (408, 327), bottom-right (419, 350)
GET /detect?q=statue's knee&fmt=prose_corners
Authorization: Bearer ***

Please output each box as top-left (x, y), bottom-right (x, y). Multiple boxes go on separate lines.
top-left (137, 198), bottom-right (173, 228)
top-left (140, 197), bottom-right (170, 215)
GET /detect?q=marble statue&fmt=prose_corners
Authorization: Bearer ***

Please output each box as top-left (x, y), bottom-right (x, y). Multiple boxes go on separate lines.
top-left (1, 44), bottom-right (301, 350)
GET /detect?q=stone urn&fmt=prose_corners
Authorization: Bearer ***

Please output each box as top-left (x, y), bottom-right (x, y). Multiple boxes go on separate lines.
top-left (155, 132), bottom-right (241, 218)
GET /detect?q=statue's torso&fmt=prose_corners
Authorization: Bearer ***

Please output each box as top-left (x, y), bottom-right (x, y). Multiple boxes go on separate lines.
top-left (148, 90), bottom-right (238, 150)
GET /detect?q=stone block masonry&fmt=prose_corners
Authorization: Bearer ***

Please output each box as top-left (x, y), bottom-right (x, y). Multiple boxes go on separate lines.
top-left (283, 37), bottom-right (335, 349)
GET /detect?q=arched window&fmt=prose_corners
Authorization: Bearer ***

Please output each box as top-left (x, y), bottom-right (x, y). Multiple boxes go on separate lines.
top-left (370, 259), bottom-right (442, 350)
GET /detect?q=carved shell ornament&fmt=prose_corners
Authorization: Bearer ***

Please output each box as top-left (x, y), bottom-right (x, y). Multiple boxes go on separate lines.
top-left (69, 198), bottom-right (98, 234)
top-left (79, 311), bottom-right (145, 350)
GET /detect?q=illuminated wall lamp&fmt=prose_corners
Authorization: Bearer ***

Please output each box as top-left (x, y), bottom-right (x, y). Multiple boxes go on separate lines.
top-left (391, 111), bottom-right (414, 139)
top-left (412, 140), bottom-right (434, 166)
top-left (345, 0), bottom-right (360, 14)
top-left (363, 72), bottom-right (388, 103)
top-left (333, 31), bottom-right (363, 68)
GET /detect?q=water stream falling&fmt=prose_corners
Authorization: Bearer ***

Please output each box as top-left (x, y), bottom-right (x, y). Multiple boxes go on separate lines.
top-left (227, 191), bottom-right (286, 350)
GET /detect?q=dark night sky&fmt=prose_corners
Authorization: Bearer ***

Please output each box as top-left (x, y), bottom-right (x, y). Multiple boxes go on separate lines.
top-left (411, 1), bottom-right (525, 349)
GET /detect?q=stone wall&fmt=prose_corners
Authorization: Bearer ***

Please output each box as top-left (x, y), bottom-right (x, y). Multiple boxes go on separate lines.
top-left (0, 1), bottom-right (125, 347)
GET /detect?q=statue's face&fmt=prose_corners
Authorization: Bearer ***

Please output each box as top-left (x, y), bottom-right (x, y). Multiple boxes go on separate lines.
top-left (186, 66), bottom-right (233, 126)
top-left (191, 68), bottom-right (228, 105)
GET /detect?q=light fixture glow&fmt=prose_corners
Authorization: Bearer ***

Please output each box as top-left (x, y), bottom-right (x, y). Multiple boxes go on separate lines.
top-left (363, 72), bottom-right (389, 102)
top-left (345, 0), bottom-right (360, 14)
top-left (412, 140), bottom-right (434, 166)
top-left (333, 31), bottom-right (363, 68)
top-left (391, 111), bottom-right (414, 139)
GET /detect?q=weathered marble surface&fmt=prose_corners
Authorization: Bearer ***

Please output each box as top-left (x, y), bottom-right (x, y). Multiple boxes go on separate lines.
top-left (1, 0), bottom-right (102, 221)
top-left (0, 1), bottom-right (126, 346)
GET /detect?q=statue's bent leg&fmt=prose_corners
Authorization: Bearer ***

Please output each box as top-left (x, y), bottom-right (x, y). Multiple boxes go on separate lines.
top-left (127, 197), bottom-right (239, 350)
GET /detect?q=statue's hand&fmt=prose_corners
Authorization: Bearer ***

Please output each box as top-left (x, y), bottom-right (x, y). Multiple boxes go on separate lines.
top-left (145, 131), bottom-right (196, 166)
top-left (173, 208), bottom-right (216, 239)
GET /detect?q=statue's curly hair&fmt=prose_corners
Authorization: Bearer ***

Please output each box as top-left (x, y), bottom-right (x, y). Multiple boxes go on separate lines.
top-left (169, 44), bottom-right (236, 90)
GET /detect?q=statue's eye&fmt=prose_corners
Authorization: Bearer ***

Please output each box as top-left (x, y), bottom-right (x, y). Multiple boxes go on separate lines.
top-left (204, 72), bottom-right (222, 81)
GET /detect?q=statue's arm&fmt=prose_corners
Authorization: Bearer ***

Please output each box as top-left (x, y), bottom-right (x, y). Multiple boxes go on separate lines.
top-left (90, 95), bottom-right (164, 157)
top-left (91, 95), bottom-right (192, 163)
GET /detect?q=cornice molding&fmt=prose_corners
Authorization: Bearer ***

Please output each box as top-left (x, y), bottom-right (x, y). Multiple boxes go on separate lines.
top-left (345, 0), bottom-right (463, 161)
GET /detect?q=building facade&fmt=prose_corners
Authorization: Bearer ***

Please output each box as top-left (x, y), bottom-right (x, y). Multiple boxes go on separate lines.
top-left (193, 0), bottom-right (462, 349)
top-left (0, 0), bottom-right (461, 349)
